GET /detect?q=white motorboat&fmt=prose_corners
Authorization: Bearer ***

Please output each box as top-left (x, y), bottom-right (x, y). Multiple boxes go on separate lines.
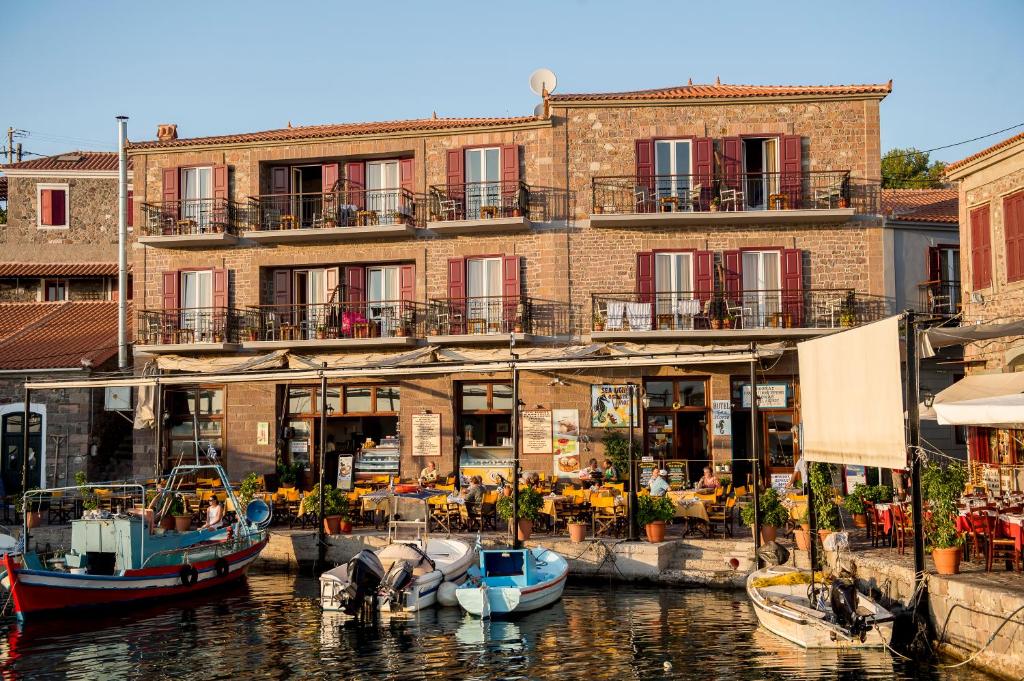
top-left (455, 547), bottom-right (567, 618)
top-left (746, 565), bottom-right (894, 649)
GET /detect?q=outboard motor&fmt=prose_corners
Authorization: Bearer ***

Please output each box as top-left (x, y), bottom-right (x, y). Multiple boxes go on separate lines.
top-left (830, 577), bottom-right (870, 640)
top-left (340, 550), bottom-right (385, 617)
top-left (756, 540), bottom-right (790, 567)
top-left (378, 560), bottom-right (416, 611)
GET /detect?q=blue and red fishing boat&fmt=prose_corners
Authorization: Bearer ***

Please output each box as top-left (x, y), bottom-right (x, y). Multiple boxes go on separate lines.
top-left (1, 463), bottom-right (269, 620)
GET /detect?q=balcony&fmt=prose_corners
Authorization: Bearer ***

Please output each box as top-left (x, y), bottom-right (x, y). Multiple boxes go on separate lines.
top-left (590, 290), bottom-right (888, 341)
top-left (426, 181), bottom-right (564, 234)
top-left (918, 279), bottom-right (962, 319)
top-left (426, 295), bottom-right (573, 343)
top-left (589, 172), bottom-right (874, 228)
top-left (242, 186), bottom-right (418, 243)
top-left (136, 308), bottom-right (243, 353)
top-left (239, 300), bottom-right (429, 350)
top-left (138, 199), bottom-right (242, 247)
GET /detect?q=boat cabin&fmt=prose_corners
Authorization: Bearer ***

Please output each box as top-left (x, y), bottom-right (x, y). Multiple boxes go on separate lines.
top-left (478, 549), bottom-right (537, 587)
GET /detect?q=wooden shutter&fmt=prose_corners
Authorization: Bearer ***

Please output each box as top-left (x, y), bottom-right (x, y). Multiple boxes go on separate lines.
top-left (211, 165), bottom-right (229, 226)
top-left (780, 135), bottom-right (803, 208)
top-left (447, 257), bottom-right (466, 334)
top-left (212, 268), bottom-right (229, 309)
top-left (322, 163), bottom-right (339, 192)
top-left (52, 189), bottom-right (66, 226)
top-left (399, 264), bottom-right (415, 302)
top-left (636, 251), bottom-right (655, 303)
top-left (500, 144), bottom-right (519, 185)
top-left (273, 269), bottom-right (292, 324)
top-left (162, 167), bottom-right (179, 205)
top-left (325, 267), bottom-right (340, 302)
top-left (694, 250), bottom-right (714, 303)
top-left (270, 166), bottom-right (290, 195)
top-left (39, 189), bottom-right (53, 226)
top-left (502, 255), bottom-right (521, 325)
top-left (1004, 192), bottom-right (1024, 282)
top-left (162, 270), bottom-right (180, 310)
top-left (693, 138), bottom-right (714, 207)
top-left (968, 427), bottom-right (989, 464)
top-left (721, 137), bottom-right (743, 196)
top-left (446, 148), bottom-right (465, 206)
top-left (781, 248), bottom-right (804, 326)
top-left (345, 266), bottom-right (365, 303)
top-left (927, 246), bottom-right (941, 284)
top-left (344, 161), bottom-right (365, 209)
top-left (400, 158), bottom-right (414, 194)
top-left (970, 205), bottom-right (992, 289)
top-left (635, 139), bottom-right (655, 201)
top-left (723, 250), bottom-right (742, 302)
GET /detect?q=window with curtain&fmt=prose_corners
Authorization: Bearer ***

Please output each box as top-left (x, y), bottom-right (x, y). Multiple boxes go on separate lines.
top-left (180, 270), bottom-right (213, 333)
top-left (741, 251), bottom-right (781, 327)
top-left (654, 252), bottom-right (694, 321)
top-left (654, 140), bottom-right (691, 199)
top-left (466, 257), bottom-right (502, 326)
top-left (465, 148), bottom-right (501, 219)
top-left (366, 160), bottom-right (400, 215)
top-left (180, 167), bottom-right (213, 229)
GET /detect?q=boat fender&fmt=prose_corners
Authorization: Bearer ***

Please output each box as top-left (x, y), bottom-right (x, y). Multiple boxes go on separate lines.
top-left (437, 581), bottom-right (459, 607)
top-left (215, 558), bottom-right (230, 578)
top-left (180, 564), bottom-right (199, 586)
top-left (479, 583), bottom-right (491, 620)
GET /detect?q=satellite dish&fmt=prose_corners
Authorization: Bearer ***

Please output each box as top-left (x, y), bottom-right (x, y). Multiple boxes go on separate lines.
top-left (529, 68), bottom-right (557, 96)
top-left (534, 102), bottom-right (546, 117)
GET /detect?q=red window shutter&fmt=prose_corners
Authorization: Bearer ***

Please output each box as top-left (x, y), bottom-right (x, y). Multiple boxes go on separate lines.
top-left (780, 135), bottom-right (803, 208)
top-left (502, 255), bottom-right (521, 325)
top-left (636, 251), bottom-right (655, 303)
top-left (212, 165), bottom-right (228, 201)
top-left (693, 138), bottom-right (714, 206)
top-left (782, 248), bottom-right (804, 326)
top-left (162, 270), bottom-right (180, 310)
top-left (212, 268), bottom-right (229, 309)
top-left (721, 137), bottom-right (743, 193)
top-left (1004, 192), bottom-right (1024, 282)
top-left (927, 246), bottom-right (941, 283)
top-left (447, 257), bottom-right (466, 334)
top-left (344, 162), bottom-right (365, 209)
top-left (162, 167), bottom-right (180, 204)
top-left (399, 158), bottom-right (414, 194)
top-left (970, 205), bottom-right (992, 289)
top-left (39, 189), bottom-right (53, 226)
top-left (127, 189), bottom-right (134, 227)
top-left (272, 269), bottom-right (292, 323)
top-left (723, 250), bottom-right (742, 302)
top-left (968, 427), bottom-right (989, 464)
top-left (270, 166), bottom-right (290, 195)
top-left (345, 266), bottom-right (365, 303)
top-left (322, 163), bottom-right (339, 193)
top-left (51, 189), bottom-right (66, 226)
top-left (501, 144), bottom-right (519, 186)
top-left (694, 250), bottom-right (714, 302)
top-left (399, 264), bottom-right (415, 302)
top-left (446, 148), bottom-right (465, 205)
top-left (635, 139), bottom-right (655, 198)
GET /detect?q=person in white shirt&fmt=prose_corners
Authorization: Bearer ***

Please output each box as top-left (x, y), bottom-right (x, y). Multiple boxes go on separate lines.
top-left (202, 496), bottom-right (224, 530)
top-left (648, 469), bottom-right (671, 497)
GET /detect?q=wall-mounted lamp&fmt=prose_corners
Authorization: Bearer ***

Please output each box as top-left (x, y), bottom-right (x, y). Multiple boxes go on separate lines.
top-left (922, 390), bottom-right (935, 408)
top-left (641, 392), bottom-right (651, 410)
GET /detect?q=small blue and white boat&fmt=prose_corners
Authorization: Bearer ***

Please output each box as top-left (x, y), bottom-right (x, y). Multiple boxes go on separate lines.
top-left (455, 547), bottom-right (567, 618)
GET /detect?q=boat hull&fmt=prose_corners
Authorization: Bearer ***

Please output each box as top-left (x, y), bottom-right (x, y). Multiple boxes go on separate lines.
top-left (456, 548), bottom-right (568, 618)
top-left (2, 538), bottom-right (267, 620)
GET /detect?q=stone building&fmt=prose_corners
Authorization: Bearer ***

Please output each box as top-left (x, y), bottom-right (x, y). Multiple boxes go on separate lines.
top-left (125, 80), bottom-right (900, 490)
top-left (944, 132), bottom-right (1024, 472)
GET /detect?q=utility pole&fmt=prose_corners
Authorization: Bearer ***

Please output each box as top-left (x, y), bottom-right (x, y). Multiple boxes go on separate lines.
top-left (116, 117), bottom-right (129, 369)
top-left (6, 128), bottom-right (13, 164)
top-left (750, 343), bottom-right (762, 568)
top-left (15, 143), bottom-right (22, 163)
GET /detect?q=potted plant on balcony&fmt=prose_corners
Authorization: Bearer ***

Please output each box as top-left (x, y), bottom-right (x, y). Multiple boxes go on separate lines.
top-left (316, 325), bottom-right (327, 340)
top-left (709, 197), bottom-right (721, 213)
top-left (740, 487), bottom-right (789, 543)
top-left (593, 311), bottom-right (606, 332)
top-left (637, 493), bottom-right (675, 543)
top-left (722, 312), bottom-right (736, 329)
top-left (923, 459), bottom-right (967, 575)
top-left (496, 486), bottom-right (543, 541)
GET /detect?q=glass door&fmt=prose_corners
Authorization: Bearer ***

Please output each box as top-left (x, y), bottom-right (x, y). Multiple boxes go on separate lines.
top-left (466, 258), bottom-right (502, 331)
top-left (465, 148), bottom-right (501, 219)
top-left (367, 266), bottom-right (400, 334)
top-left (2, 412), bottom-right (42, 493)
top-left (741, 251), bottom-right (781, 328)
top-left (180, 167), bottom-right (212, 231)
top-left (654, 140), bottom-right (692, 206)
top-left (366, 161), bottom-right (400, 221)
top-left (180, 270), bottom-right (213, 336)
top-left (654, 252), bottom-right (695, 327)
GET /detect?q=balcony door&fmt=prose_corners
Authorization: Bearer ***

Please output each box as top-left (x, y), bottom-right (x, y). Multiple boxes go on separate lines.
top-left (466, 257), bottom-right (502, 329)
top-left (742, 138), bottom-right (779, 210)
top-left (367, 266), bottom-right (401, 333)
top-left (180, 270), bottom-right (213, 335)
top-left (655, 252), bottom-right (695, 325)
top-left (180, 167), bottom-right (213, 230)
top-left (294, 268), bottom-right (330, 339)
top-left (465, 148), bottom-right (501, 219)
top-left (653, 140), bottom-right (692, 202)
top-left (741, 251), bottom-right (781, 328)
top-left (365, 161), bottom-right (400, 219)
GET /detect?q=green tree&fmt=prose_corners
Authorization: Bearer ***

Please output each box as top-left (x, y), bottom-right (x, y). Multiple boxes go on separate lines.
top-left (881, 147), bottom-right (947, 188)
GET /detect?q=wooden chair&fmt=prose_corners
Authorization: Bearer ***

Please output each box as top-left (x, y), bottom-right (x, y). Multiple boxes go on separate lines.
top-left (707, 495), bottom-right (736, 537)
top-left (865, 501), bottom-right (890, 548)
top-left (460, 502), bottom-right (484, 533)
top-left (891, 504), bottom-right (914, 555)
top-left (592, 494), bottom-right (623, 537)
top-left (980, 514), bottom-right (1022, 573)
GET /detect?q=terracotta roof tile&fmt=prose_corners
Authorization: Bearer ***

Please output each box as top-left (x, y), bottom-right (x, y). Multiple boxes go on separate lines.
top-left (549, 81), bottom-right (892, 102)
top-left (944, 131), bottom-right (1024, 173)
top-left (1, 151), bottom-right (130, 173)
top-left (128, 116), bottom-right (540, 150)
top-left (0, 262), bottom-right (123, 278)
top-left (0, 301), bottom-right (125, 370)
top-left (881, 189), bottom-right (958, 224)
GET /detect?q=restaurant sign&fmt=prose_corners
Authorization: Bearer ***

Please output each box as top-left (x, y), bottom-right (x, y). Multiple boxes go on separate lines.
top-left (336, 454), bottom-right (354, 491)
top-left (411, 413), bottom-right (441, 457)
top-left (711, 400), bottom-right (732, 436)
top-left (741, 383), bottom-right (789, 409)
top-left (522, 410), bottom-right (553, 454)
top-left (665, 460), bottom-right (687, 490)
top-left (552, 409), bottom-right (580, 479)
top-left (591, 384), bottom-right (638, 428)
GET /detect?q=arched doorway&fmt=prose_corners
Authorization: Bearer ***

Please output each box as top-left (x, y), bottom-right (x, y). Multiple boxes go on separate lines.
top-left (1, 408), bottom-right (44, 494)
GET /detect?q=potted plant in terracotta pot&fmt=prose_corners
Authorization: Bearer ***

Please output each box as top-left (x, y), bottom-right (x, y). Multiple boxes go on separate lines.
top-left (709, 197), bottom-right (721, 213)
top-left (567, 512), bottom-right (588, 543)
top-left (593, 311), bottom-right (606, 332)
top-left (810, 463), bottom-right (840, 541)
top-left (923, 459), bottom-right (967, 575)
top-left (16, 489), bottom-right (42, 529)
top-left (170, 494), bottom-right (192, 532)
top-left (739, 487), bottom-right (789, 543)
top-left (794, 508), bottom-right (812, 550)
top-left (842, 483), bottom-right (869, 528)
top-left (496, 486), bottom-right (543, 541)
top-left (303, 484), bottom-right (351, 535)
top-left (637, 493), bottom-right (675, 543)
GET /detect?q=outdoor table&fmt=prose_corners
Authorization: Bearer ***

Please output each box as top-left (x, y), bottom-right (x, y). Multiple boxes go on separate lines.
top-left (668, 491), bottom-right (710, 537)
top-left (1000, 514), bottom-right (1024, 552)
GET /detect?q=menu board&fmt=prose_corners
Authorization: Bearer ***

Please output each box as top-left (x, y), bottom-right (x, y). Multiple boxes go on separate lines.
top-left (336, 454), bottom-right (354, 491)
top-left (665, 460), bottom-right (687, 490)
top-left (983, 466), bottom-right (1001, 497)
top-left (637, 462), bottom-right (658, 489)
top-left (741, 383), bottom-right (789, 409)
top-left (591, 384), bottom-right (638, 428)
top-left (552, 409), bottom-right (580, 479)
top-left (522, 410), bottom-right (553, 454)
top-left (411, 413), bottom-right (441, 457)
top-left (844, 465), bottom-right (867, 493)
top-left (771, 474), bottom-right (791, 492)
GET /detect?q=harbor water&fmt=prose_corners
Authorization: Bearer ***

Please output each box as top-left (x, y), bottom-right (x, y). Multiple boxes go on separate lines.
top-left (0, 571), bottom-right (992, 680)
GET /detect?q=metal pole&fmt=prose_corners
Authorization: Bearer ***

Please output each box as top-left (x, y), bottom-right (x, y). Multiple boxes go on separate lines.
top-left (317, 370), bottom-right (328, 567)
top-left (906, 311), bottom-right (926, 584)
top-left (116, 116), bottom-right (129, 370)
top-left (750, 344), bottom-right (762, 568)
top-left (6, 128), bottom-right (12, 164)
top-left (192, 385), bottom-right (201, 465)
top-left (627, 383), bottom-right (639, 541)
top-left (808, 461), bottom-right (818, 572)
top-left (154, 379), bottom-right (163, 476)
top-left (511, 364), bottom-right (520, 549)
top-left (21, 385), bottom-right (31, 545)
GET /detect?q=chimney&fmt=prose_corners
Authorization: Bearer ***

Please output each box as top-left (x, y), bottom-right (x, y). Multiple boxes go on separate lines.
top-left (156, 124), bottom-right (178, 141)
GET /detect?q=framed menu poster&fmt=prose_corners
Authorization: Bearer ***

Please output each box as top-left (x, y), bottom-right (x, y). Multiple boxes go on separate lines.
top-left (411, 413), bottom-right (441, 457)
top-left (522, 410), bottom-right (553, 454)
top-left (665, 460), bottom-right (687, 490)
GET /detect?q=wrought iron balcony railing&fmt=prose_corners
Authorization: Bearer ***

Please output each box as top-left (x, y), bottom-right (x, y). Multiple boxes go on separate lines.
top-left (426, 181), bottom-right (567, 223)
top-left (427, 295), bottom-right (573, 336)
top-left (245, 188), bottom-right (418, 231)
top-left (590, 289), bottom-right (889, 332)
top-left (591, 171), bottom-right (878, 215)
top-left (239, 300), bottom-right (430, 342)
top-left (140, 198), bottom-right (243, 236)
top-left (918, 279), bottom-right (962, 317)
top-left (137, 307), bottom-right (241, 344)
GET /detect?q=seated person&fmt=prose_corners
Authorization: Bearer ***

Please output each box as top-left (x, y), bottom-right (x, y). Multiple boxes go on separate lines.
top-left (419, 461), bottom-right (438, 487)
top-left (578, 458), bottom-right (602, 489)
top-left (648, 469), bottom-right (670, 497)
top-left (201, 496), bottom-right (224, 530)
top-left (697, 466), bottom-right (720, 491)
top-left (602, 459), bottom-right (618, 482)
top-left (524, 472), bottom-right (542, 490)
top-left (462, 475), bottom-right (485, 504)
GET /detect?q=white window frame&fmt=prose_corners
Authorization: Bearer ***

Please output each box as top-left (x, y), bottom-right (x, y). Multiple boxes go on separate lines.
top-left (465, 148), bottom-right (501, 220)
top-left (365, 160), bottom-right (401, 217)
top-left (653, 140), bottom-right (693, 201)
top-left (741, 250), bottom-right (783, 328)
top-left (36, 183), bottom-right (70, 229)
top-left (42, 278), bottom-right (70, 302)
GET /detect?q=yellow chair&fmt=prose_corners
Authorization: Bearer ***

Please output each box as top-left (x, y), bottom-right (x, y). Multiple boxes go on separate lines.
top-left (592, 494), bottom-right (624, 537)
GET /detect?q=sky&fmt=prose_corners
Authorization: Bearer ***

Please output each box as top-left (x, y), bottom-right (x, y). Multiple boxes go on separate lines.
top-left (3, 0), bottom-right (1023, 166)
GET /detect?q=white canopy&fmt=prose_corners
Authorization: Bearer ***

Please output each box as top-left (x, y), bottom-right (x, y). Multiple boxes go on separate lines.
top-left (926, 372), bottom-right (1024, 427)
top-left (921, 320), bottom-right (1024, 358)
